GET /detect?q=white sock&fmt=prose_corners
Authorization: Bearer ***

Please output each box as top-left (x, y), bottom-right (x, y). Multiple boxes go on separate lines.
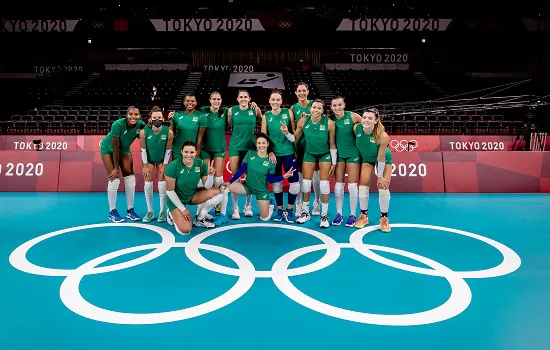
top-left (144, 181), bottom-right (154, 212)
top-left (158, 181), bottom-right (166, 211)
top-left (297, 172), bottom-right (303, 204)
top-left (379, 189), bottom-right (390, 214)
top-left (107, 178), bottom-right (120, 211)
top-left (245, 194), bottom-right (252, 207)
top-left (123, 175), bottom-right (136, 210)
top-left (334, 182), bottom-right (344, 215)
top-left (348, 183), bottom-right (358, 217)
top-left (198, 193), bottom-right (224, 220)
top-left (321, 202), bottom-right (328, 216)
top-left (220, 188), bottom-right (229, 215)
top-left (313, 170), bottom-right (320, 203)
top-left (302, 201), bottom-right (310, 213)
top-left (231, 192), bottom-right (239, 211)
top-left (359, 185), bottom-right (369, 211)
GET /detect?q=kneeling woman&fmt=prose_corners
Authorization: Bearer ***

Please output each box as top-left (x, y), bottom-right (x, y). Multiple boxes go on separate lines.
top-left (223, 133), bottom-right (295, 221)
top-left (165, 141), bottom-right (225, 235)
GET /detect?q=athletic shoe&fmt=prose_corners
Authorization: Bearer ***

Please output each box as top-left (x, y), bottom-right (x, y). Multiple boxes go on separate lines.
top-left (243, 204), bottom-right (253, 217)
top-left (311, 201), bottom-right (321, 216)
top-left (345, 215), bottom-right (357, 227)
top-left (213, 214), bottom-right (229, 226)
top-left (295, 202), bottom-right (302, 217)
top-left (331, 213), bottom-right (343, 226)
top-left (193, 217), bottom-right (216, 228)
top-left (109, 209), bottom-right (124, 223)
top-left (354, 213), bottom-right (369, 228)
top-left (380, 216), bottom-right (391, 233)
top-left (284, 209), bottom-right (295, 223)
top-left (126, 208), bottom-right (141, 221)
top-left (142, 211), bottom-right (154, 223)
top-left (296, 211), bottom-right (310, 224)
top-left (231, 207), bottom-right (240, 220)
top-left (320, 214), bottom-right (329, 228)
top-left (157, 211), bottom-right (167, 223)
top-left (167, 212), bottom-right (174, 226)
top-left (274, 209), bottom-right (284, 221)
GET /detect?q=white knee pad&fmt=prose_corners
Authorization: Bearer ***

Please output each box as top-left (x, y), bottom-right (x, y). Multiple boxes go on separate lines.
top-left (301, 178), bottom-right (312, 193)
top-left (158, 181), bottom-right (166, 194)
top-left (123, 175), bottom-right (135, 188)
top-left (379, 189), bottom-right (390, 212)
top-left (144, 181), bottom-right (154, 194)
top-left (334, 182), bottom-right (344, 196)
top-left (289, 181), bottom-right (300, 195)
top-left (108, 178), bottom-right (120, 191)
top-left (359, 185), bottom-right (370, 198)
top-left (320, 180), bottom-right (330, 195)
top-left (214, 176), bottom-right (224, 188)
top-left (348, 182), bottom-right (358, 196)
top-left (272, 181), bottom-right (283, 193)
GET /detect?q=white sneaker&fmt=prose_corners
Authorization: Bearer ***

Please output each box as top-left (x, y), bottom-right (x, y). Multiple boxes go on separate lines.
top-left (167, 212), bottom-right (174, 226)
top-left (320, 214), bottom-right (329, 228)
top-left (193, 217), bottom-right (215, 228)
top-left (296, 211), bottom-right (311, 224)
top-left (312, 201), bottom-right (321, 216)
top-left (232, 207), bottom-right (240, 220)
top-left (243, 205), bottom-right (253, 217)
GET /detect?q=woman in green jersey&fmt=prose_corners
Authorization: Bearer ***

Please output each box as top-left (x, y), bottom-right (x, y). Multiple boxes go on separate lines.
top-left (261, 89), bottom-right (300, 223)
top-left (169, 93), bottom-right (207, 160)
top-left (329, 95), bottom-right (362, 227)
top-left (353, 108), bottom-right (392, 233)
top-left (223, 133), bottom-right (295, 221)
top-left (165, 140), bottom-right (225, 235)
top-left (227, 89), bottom-right (264, 220)
top-left (289, 82), bottom-right (321, 217)
top-left (293, 99), bottom-right (337, 228)
top-left (99, 106), bottom-right (146, 223)
top-left (139, 106), bottom-right (174, 223)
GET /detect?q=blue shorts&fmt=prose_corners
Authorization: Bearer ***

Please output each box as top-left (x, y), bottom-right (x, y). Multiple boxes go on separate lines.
top-left (275, 154), bottom-right (299, 183)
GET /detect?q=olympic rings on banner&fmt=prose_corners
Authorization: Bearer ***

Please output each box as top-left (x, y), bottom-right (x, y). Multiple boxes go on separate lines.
top-left (9, 223), bottom-right (521, 326)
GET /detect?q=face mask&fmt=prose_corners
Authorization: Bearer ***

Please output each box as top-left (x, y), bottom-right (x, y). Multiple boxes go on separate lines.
top-left (152, 120), bottom-right (163, 128)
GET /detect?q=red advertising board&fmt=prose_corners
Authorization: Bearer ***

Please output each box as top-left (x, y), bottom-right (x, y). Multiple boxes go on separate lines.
top-left (0, 151), bottom-right (61, 191)
top-left (443, 151), bottom-right (550, 193)
top-left (75, 135), bottom-right (141, 152)
top-left (0, 135), bottom-right (78, 151)
top-left (386, 135), bottom-right (441, 153)
top-left (439, 135), bottom-right (516, 151)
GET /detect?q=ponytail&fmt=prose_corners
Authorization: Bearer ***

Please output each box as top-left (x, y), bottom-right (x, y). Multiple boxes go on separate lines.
top-left (373, 118), bottom-right (385, 143)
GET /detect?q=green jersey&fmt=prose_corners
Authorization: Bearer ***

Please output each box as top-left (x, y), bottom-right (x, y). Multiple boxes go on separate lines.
top-left (100, 118), bottom-right (145, 155)
top-left (333, 111), bottom-right (358, 158)
top-left (265, 108), bottom-right (295, 156)
top-left (166, 158), bottom-right (208, 207)
top-left (292, 100), bottom-right (312, 149)
top-left (302, 115), bottom-right (330, 155)
top-left (144, 125), bottom-right (169, 164)
top-left (242, 150), bottom-right (276, 196)
top-left (199, 105), bottom-right (228, 153)
top-left (355, 126), bottom-right (392, 164)
top-left (170, 110), bottom-right (207, 155)
top-left (229, 105), bottom-right (257, 152)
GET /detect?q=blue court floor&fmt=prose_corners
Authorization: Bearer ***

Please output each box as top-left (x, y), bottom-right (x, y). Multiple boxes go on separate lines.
top-left (1, 192), bottom-right (549, 350)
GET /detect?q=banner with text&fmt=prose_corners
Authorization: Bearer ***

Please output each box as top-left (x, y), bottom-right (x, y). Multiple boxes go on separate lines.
top-left (228, 72), bottom-right (285, 90)
top-left (336, 18), bottom-right (453, 32)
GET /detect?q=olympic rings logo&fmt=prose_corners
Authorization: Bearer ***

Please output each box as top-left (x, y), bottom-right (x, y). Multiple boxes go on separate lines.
top-left (9, 223), bottom-right (521, 326)
top-left (278, 21), bottom-right (292, 29)
top-left (390, 139), bottom-right (418, 152)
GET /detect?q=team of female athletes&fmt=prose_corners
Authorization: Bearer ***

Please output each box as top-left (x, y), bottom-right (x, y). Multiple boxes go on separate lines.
top-left (100, 83), bottom-right (392, 235)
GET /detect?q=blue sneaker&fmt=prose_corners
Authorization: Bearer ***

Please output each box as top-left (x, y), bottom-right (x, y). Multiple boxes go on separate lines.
top-left (274, 209), bottom-right (284, 221)
top-left (213, 214), bottom-right (229, 226)
top-left (345, 215), bottom-right (357, 227)
top-left (126, 208), bottom-right (141, 221)
top-left (285, 209), bottom-right (295, 223)
top-left (332, 213), bottom-right (343, 226)
top-left (109, 209), bottom-right (124, 223)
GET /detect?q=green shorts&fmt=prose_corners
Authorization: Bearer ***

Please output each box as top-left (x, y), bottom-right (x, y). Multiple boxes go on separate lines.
top-left (229, 149), bottom-right (249, 158)
top-left (337, 152), bottom-right (361, 164)
top-left (303, 152), bottom-right (332, 163)
top-left (243, 182), bottom-right (270, 200)
top-left (167, 195), bottom-right (193, 213)
top-left (99, 144), bottom-right (131, 157)
top-left (363, 150), bottom-right (393, 165)
top-left (201, 150), bottom-right (226, 160)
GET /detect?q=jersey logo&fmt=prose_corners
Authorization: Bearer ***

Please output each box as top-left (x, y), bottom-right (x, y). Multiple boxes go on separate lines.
top-left (305, 125), bottom-right (310, 129)
top-left (262, 194), bottom-right (268, 199)
top-left (269, 117), bottom-right (273, 123)
top-left (357, 133), bottom-right (362, 137)
top-left (248, 111), bottom-right (254, 115)
top-left (147, 135), bottom-right (152, 139)
top-left (193, 117), bottom-right (198, 122)
top-left (354, 157), bottom-right (359, 161)
top-left (344, 119), bottom-right (350, 124)
top-left (179, 116), bottom-right (183, 120)
top-left (250, 156), bottom-right (256, 160)
top-left (161, 135), bottom-right (167, 140)
top-left (263, 161), bottom-right (269, 166)
top-left (320, 125), bottom-right (326, 131)
top-left (370, 139), bottom-right (376, 143)
top-left (235, 112), bottom-right (239, 115)
top-left (282, 114), bottom-right (288, 119)
top-left (195, 167), bottom-right (200, 172)
top-left (205, 113), bottom-right (209, 116)
top-left (123, 130), bottom-right (127, 135)
top-left (180, 169), bottom-right (185, 174)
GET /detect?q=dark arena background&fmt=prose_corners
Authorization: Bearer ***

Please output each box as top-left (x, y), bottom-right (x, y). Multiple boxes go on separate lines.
top-left (1, 2), bottom-right (550, 350)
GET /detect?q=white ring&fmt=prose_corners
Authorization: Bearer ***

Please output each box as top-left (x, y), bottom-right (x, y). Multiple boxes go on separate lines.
top-left (350, 224), bottom-right (522, 278)
top-left (9, 223), bottom-right (175, 277)
top-left (272, 243), bottom-right (472, 326)
top-left (185, 223), bottom-right (341, 278)
top-left (59, 242), bottom-right (255, 324)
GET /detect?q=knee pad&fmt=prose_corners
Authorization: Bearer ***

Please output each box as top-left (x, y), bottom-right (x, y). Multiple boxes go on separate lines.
top-left (320, 180), bottom-right (330, 195)
top-left (144, 181), bottom-right (154, 194)
top-left (108, 178), bottom-right (120, 191)
top-left (301, 178), bottom-right (312, 193)
top-left (214, 176), bottom-right (224, 188)
top-left (334, 182), bottom-right (345, 196)
top-left (379, 189), bottom-right (390, 198)
top-left (272, 181), bottom-right (283, 193)
top-left (158, 181), bottom-right (166, 194)
top-left (359, 185), bottom-right (370, 198)
top-left (123, 175), bottom-right (135, 188)
top-left (289, 181), bottom-right (300, 195)
top-left (348, 182), bottom-right (358, 196)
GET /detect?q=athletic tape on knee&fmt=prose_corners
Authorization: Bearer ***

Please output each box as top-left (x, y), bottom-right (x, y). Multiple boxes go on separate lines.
top-left (144, 181), bottom-right (154, 194)
top-left (214, 176), bottom-right (224, 188)
top-left (320, 180), bottom-right (330, 195)
top-left (301, 178), bottom-right (312, 193)
top-left (272, 181), bottom-right (283, 193)
top-left (334, 182), bottom-right (345, 196)
top-left (158, 181), bottom-right (166, 194)
top-left (379, 189), bottom-right (390, 212)
top-left (289, 181), bottom-right (300, 195)
top-left (359, 185), bottom-right (370, 198)
top-left (108, 178), bottom-right (120, 191)
top-left (348, 182), bottom-right (358, 196)
top-left (123, 175), bottom-right (136, 188)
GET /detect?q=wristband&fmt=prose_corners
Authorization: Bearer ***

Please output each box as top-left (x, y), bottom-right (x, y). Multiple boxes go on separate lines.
top-left (285, 133), bottom-right (295, 142)
top-left (163, 149), bottom-right (172, 164)
top-left (377, 161), bottom-right (385, 177)
top-left (141, 148), bottom-right (148, 164)
top-left (330, 149), bottom-right (337, 165)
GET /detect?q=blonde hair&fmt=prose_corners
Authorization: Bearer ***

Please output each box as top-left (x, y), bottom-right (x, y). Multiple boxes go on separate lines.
top-left (364, 108), bottom-right (385, 143)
